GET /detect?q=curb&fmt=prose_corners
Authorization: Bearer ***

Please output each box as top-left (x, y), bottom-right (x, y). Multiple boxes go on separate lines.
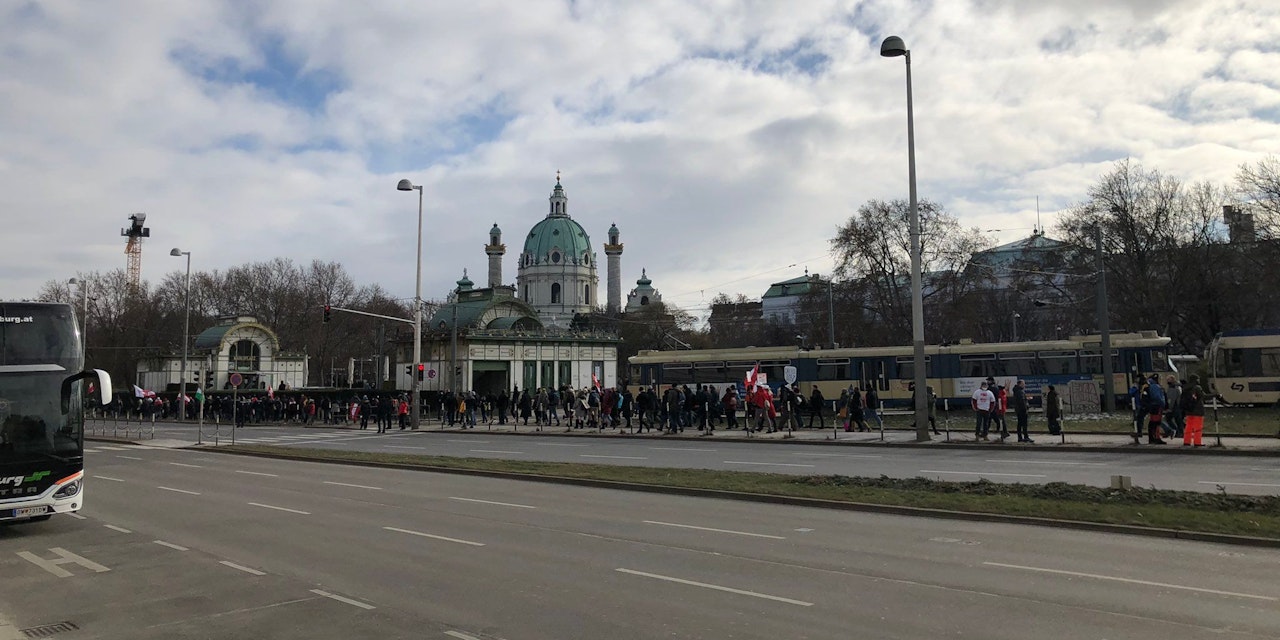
top-left (197, 445), bottom-right (1280, 549)
top-left (407, 428), bottom-right (1280, 457)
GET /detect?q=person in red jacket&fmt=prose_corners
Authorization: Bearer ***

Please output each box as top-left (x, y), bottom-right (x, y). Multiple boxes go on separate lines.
top-left (993, 384), bottom-right (1011, 441)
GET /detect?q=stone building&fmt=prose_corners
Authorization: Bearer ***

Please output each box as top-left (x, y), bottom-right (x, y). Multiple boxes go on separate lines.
top-left (135, 315), bottom-right (309, 392)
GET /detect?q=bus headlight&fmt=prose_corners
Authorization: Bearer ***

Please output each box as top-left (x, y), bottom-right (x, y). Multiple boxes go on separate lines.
top-left (53, 479), bottom-right (82, 500)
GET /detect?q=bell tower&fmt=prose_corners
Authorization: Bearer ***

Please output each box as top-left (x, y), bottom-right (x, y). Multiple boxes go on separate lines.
top-left (485, 223), bottom-right (504, 288)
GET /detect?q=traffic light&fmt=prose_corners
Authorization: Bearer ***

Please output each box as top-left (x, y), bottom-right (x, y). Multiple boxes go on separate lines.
top-left (323, 305), bottom-right (331, 323)
top-left (416, 363), bottom-right (425, 381)
top-left (404, 365), bottom-right (412, 378)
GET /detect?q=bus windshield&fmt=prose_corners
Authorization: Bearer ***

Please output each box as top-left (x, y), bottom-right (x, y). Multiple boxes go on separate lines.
top-left (0, 303), bottom-right (84, 463)
top-left (0, 371), bottom-right (82, 460)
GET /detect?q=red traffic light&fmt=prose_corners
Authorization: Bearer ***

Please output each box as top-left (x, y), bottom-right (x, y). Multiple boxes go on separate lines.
top-left (416, 363), bottom-right (425, 371)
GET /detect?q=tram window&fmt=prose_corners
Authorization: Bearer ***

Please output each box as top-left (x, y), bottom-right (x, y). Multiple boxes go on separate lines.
top-left (1150, 350), bottom-right (1173, 372)
top-left (1038, 350), bottom-right (1077, 375)
top-left (999, 352), bottom-right (1036, 376)
top-left (817, 359), bottom-right (849, 381)
top-left (662, 363), bottom-right (693, 385)
top-left (1080, 350), bottom-right (1121, 375)
top-left (896, 356), bottom-right (931, 379)
top-left (1261, 348), bottom-right (1280, 377)
top-left (958, 354), bottom-right (996, 377)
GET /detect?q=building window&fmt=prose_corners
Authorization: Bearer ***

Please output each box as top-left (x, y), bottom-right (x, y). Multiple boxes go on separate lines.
top-left (524, 286), bottom-right (529, 302)
top-left (583, 254), bottom-right (590, 266)
top-left (229, 339), bottom-right (260, 372)
top-left (640, 296), bottom-right (649, 306)
top-left (558, 361), bottom-right (572, 388)
top-left (551, 282), bottom-right (561, 304)
top-left (584, 284), bottom-right (590, 302)
top-left (551, 251), bottom-right (561, 264)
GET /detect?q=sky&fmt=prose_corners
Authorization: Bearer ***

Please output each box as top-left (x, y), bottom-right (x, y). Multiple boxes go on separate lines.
top-left (3, 0), bottom-right (1279, 322)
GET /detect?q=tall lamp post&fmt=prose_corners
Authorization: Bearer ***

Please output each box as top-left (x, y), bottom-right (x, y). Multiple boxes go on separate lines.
top-left (881, 35), bottom-right (930, 441)
top-left (67, 278), bottom-right (90, 356)
top-left (397, 179), bottom-right (424, 430)
top-left (170, 248), bottom-right (192, 422)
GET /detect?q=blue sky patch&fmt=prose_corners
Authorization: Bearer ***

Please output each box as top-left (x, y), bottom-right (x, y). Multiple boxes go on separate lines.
top-left (171, 34), bottom-right (343, 113)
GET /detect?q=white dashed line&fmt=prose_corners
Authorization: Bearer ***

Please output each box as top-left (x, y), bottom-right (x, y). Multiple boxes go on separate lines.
top-left (104, 524), bottom-right (132, 534)
top-left (66, 513), bottom-right (87, 520)
top-left (323, 481), bottom-right (382, 490)
top-left (791, 452), bottom-right (883, 459)
top-left (235, 470), bottom-right (279, 477)
top-left (984, 562), bottom-right (1277, 601)
top-left (650, 447), bottom-right (718, 452)
top-left (616, 568), bottom-right (813, 606)
top-left (153, 540), bottom-right (189, 552)
top-left (469, 449), bottom-right (525, 454)
top-left (157, 486), bottom-right (201, 496)
top-left (92, 475), bottom-right (124, 482)
top-left (219, 561), bottom-right (266, 576)
top-left (383, 526), bottom-right (485, 547)
top-left (444, 632), bottom-right (484, 640)
top-left (580, 454), bottom-right (648, 460)
top-left (920, 470), bottom-right (1047, 478)
top-left (722, 461), bottom-right (815, 468)
top-left (310, 589), bottom-right (376, 610)
top-left (248, 502), bottom-right (311, 515)
top-left (449, 496), bottom-right (536, 509)
top-left (384, 445), bottom-right (427, 450)
top-left (168, 462), bottom-right (203, 468)
top-left (643, 520), bottom-right (785, 539)
top-left (1197, 481), bottom-right (1280, 488)
top-left (115, 455), bottom-right (143, 461)
top-left (536, 443), bottom-right (590, 447)
top-left (449, 439), bottom-right (491, 443)
top-left (983, 459), bottom-right (1106, 466)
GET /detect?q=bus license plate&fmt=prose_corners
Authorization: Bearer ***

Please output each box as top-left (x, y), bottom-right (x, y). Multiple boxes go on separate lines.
top-left (10, 506), bottom-right (49, 518)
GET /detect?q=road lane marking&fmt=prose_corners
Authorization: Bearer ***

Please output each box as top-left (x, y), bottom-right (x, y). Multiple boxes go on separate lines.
top-left (168, 462), bottom-right (203, 468)
top-left (157, 486), bottom-right (201, 496)
top-left (920, 470), bottom-right (1047, 478)
top-left (615, 568), bottom-right (813, 606)
top-left (310, 589), bottom-right (375, 610)
top-left (444, 632), bottom-right (484, 640)
top-left (983, 562), bottom-right (1277, 601)
top-left (104, 524), bottom-right (132, 534)
top-left (236, 470), bottom-right (279, 477)
top-left (66, 513), bottom-right (87, 520)
top-left (643, 520), bottom-right (785, 539)
top-left (82, 448), bottom-right (102, 453)
top-left (983, 459), bottom-right (1106, 466)
top-left (92, 475), bottom-right (124, 482)
top-left (323, 481), bottom-right (383, 490)
top-left (1248, 468), bottom-right (1279, 472)
top-left (650, 447), bottom-right (718, 452)
top-left (95, 446), bottom-right (126, 451)
top-left (383, 526), bottom-right (485, 547)
top-left (580, 454), bottom-right (648, 460)
top-left (449, 497), bottom-right (536, 509)
top-left (536, 443), bottom-right (590, 447)
top-left (248, 502), bottom-right (311, 515)
top-left (153, 540), bottom-right (189, 552)
top-left (115, 455), bottom-right (143, 461)
top-left (723, 461), bottom-right (816, 468)
top-left (219, 561), bottom-right (266, 576)
top-left (449, 439), bottom-right (491, 443)
top-left (1197, 481), bottom-right (1280, 488)
top-left (384, 445), bottom-right (427, 450)
top-left (469, 449), bottom-right (525, 454)
top-left (17, 548), bottom-right (110, 577)
top-left (791, 452), bottom-right (883, 458)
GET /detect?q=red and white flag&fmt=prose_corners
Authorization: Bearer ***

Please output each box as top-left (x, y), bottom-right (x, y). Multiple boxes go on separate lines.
top-left (132, 384), bottom-right (156, 399)
top-left (267, 386), bottom-right (275, 400)
top-left (744, 363), bottom-right (759, 391)
top-left (591, 371), bottom-right (602, 390)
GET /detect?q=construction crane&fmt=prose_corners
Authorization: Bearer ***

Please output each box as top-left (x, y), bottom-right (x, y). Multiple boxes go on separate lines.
top-left (121, 213), bottom-right (150, 289)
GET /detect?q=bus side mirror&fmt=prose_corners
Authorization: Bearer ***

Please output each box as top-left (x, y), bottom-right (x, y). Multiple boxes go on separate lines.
top-left (61, 369), bottom-right (113, 414)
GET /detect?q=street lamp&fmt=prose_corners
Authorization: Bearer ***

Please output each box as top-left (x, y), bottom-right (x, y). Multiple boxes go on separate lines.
top-left (397, 178), bottom-right (424, 430)
top-left (67, 277), bottom-right (89, 355)
top-left (1012, 312), bottom-right (1021, 342)
top-left (881, 35), bottom-right (930, 441)
top-left (170, 248), bottom-right (192, 422)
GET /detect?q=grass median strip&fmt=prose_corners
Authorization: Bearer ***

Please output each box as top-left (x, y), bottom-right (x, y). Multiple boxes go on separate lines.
top-left (224, 444), bottom-right (1280, 540)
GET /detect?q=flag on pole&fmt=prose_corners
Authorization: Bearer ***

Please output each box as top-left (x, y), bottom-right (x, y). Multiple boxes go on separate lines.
top-left (195, 387), bottom-right (205, 404)
top-left (591, 371), bottom-right (602, 391)
top-left (744, 363), bottom-right (760, 391)
top-left (267, 386), bottom-right (275, 400)
top-left (132, 384), bottom-right (156, 399)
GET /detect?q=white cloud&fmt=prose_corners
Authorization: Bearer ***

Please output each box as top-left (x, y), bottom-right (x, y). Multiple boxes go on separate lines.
top-left (1, 0), bottom-right (1278, 315)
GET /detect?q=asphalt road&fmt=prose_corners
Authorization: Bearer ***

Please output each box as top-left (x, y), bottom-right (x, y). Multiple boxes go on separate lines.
top-left (3, 445), bottom-right (1279, 639)
top-left (100, 422), bottom-right (1280, 495)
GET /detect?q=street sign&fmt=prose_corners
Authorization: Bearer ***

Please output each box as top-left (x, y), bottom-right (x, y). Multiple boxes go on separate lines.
top-left (229, 372), bottom-right (243, 388)
top-left (784, 366), bottom-right (797, 385)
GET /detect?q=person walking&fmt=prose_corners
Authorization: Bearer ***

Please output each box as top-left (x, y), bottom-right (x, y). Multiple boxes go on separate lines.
top-left (1142, 373), bottom-right (1168, 444)
top-left (807, 387), bottom-right (825, 429)
top-left (865, 386), bottom-right (883, 430)
top-left (1164, 376), bottom-right (1183, 438)
top-left (1182, 374), bottom-right (1206, 447)
top-left (993, 384), bottom-right (1010, 441)
top-left (1012, 380), bottom-right (1032, 443)
top-left (722, 387), bottom-right (739, 430)
top-left (910, 383), bottom-right (940, 435)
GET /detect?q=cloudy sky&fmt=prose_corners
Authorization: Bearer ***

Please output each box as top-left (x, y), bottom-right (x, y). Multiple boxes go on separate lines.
top-left (4, 0), bottom-right (1278, 319)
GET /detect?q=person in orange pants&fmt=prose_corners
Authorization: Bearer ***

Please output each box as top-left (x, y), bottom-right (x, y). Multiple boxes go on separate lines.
top-left (1183, 374), bottom-right (1206, 447)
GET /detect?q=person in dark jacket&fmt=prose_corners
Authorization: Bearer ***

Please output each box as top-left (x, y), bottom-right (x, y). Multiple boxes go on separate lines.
top-left (1044, 385), bottom-right (1062, 436)
top-left (1183, 374), bottom-right (1206, 447)
top-left (807, 387), bottom-right (826, 428)
top-left (1012, 380), bottom-right (1032, 443)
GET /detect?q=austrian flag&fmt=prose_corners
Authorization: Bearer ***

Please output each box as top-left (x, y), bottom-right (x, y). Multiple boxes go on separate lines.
top-left (744, 363), bottom-right (759, 390)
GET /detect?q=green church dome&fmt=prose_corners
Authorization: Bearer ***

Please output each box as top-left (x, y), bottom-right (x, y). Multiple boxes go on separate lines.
top-left (522, 217), bottom-right (593, 266)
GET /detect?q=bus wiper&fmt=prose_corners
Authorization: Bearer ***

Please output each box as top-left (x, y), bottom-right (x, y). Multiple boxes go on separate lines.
top-left (36, 451), bottom-right (75, 464)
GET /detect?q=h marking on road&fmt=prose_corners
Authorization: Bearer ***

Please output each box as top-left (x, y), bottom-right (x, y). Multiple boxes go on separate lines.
top-left (16, 547), bottom-right (110, 578)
